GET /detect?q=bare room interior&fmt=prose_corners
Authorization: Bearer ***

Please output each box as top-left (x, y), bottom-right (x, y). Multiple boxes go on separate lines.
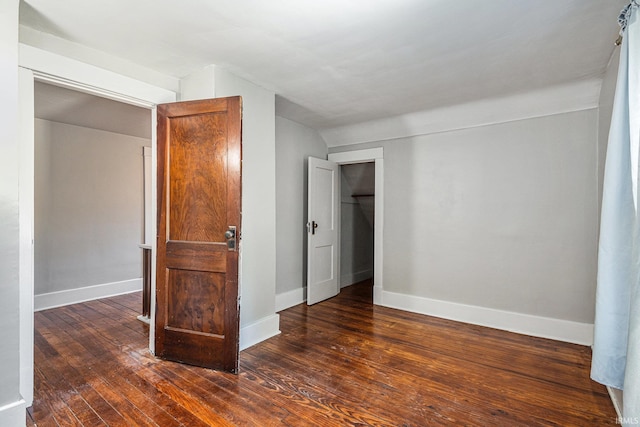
top-left (1, 0), bottom-right (639, 425)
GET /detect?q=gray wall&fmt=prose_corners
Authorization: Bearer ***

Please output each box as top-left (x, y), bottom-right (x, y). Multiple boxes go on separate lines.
top-left (275, 116), bottom-right (327, 295)
top-left (34, 119), bottom-right (148, 295)
top-left (331, 109), bottom-right (599, 324)
top-left (0, 0), bottom-right (22, 423)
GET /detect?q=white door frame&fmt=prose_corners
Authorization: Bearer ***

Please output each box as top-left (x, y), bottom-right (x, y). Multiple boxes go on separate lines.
top-left (18, 44), bottom-right (176, 406)
top-left (328, 148), bottom-right (384, 304)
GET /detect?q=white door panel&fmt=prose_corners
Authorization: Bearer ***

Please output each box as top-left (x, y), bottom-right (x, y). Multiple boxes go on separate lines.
top-left (307, 157), bottom-right (340, 305)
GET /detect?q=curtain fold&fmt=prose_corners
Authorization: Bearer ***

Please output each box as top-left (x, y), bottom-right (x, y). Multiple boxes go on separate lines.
top-left (591, 1), bottom-right (640, 422)
top-left (623, 4), bottom-right (640, 420)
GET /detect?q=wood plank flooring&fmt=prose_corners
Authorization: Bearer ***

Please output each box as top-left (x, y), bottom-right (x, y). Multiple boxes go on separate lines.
top-left (29, 281), bottom-right (616, 426)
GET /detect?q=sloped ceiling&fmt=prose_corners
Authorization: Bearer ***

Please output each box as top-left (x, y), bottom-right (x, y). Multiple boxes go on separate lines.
top-left (342, 163), bottom-right (375, 197)
top-left (20, 0), bottom-right (627, 132)
top-left (342, 163), bottom-right (375, 227)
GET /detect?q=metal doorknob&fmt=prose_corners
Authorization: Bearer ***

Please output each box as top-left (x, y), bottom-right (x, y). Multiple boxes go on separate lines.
top-left (225, 226), bottom-right (237, 251)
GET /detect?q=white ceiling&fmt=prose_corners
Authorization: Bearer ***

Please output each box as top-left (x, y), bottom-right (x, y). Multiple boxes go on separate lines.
top-left (34, 82), bottom-right (151, 139)
top-left (21, 0), bottom-right (627, 133)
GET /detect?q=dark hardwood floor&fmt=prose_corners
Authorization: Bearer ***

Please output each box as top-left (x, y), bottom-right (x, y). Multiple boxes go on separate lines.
top-left (29, 281), bottom-right (616, 426)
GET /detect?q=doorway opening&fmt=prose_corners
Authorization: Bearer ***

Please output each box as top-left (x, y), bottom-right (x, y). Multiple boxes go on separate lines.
top-left (19, 51), bottom-right (176, 410)
top-left (328, 147), bottom-right (384, 305)
top-left (339, 162), bottom-right (375, 303)
top-left (32, 81), bottom-right (152, 315)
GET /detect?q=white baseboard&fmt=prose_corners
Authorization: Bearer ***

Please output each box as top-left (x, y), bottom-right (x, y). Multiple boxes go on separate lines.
top-left (240, 313), bottom-right (280, 351)
top-left (275, 287), bottom-right (306, 312)
top-left (0, 398), bottom-right (26, 427)
top-left (381, 290), bottom-right (594, 346)
top-left (35, 278), bottom-right (143, 311)
top-left (275, 271), bottom-right (373, 312)
top-left (35, 279), bottom-right (281, 350)
top-left (274, 285), bottom-right (592, 345)
top-left (607, 386), bottom-right (623, 419)
top-left (340, 269), bottom-right (373, 288)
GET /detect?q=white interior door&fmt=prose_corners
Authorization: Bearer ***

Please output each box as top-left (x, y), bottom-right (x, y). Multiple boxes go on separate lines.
top-left (307, 157), bottom-right (340, 305)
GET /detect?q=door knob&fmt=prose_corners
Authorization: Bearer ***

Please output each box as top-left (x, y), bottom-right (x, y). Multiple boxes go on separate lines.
top-left (225, 226), bottom-right (237, 251)
top-left (309, 221), bottom-right (318, 235)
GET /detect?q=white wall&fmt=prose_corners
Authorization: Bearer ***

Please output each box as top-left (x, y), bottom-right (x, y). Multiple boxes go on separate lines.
top-left (275, 116), bottom-right (327, 300)
top-left (330, 108), bottom-right (599, 339)
top-left (215, 67), bottom-right (279, 345)
top-left (181, 66), bottom-right (280, 349)
top-left (0, 1), bottom-right (26, 425)
top-left (179, 65), bottom-right (215, 100)
top-left (19, 26), bottom-right (179, 93)
top-left (34, 119), bottom-right (148, 298)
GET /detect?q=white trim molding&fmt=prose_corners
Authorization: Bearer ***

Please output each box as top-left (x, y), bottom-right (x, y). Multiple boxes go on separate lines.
top-left (0, 398), bottom-right (26, 427)
top-left (276, 287), bottom-right (306, 312)
top-left (382, 290), bottom-right (594, 346)
top-left (240, 314), bottom-right (281, 351)
top-left (34, 279), bottom-right (143, 311)
top-left (329, 147), bottom-right (383, 164)
top-left (18, 66), bottom-right (35, 408)
top-left (607, 387), bottom-right (623, 419)
top-left (19, 44), bottom-right (175, 107)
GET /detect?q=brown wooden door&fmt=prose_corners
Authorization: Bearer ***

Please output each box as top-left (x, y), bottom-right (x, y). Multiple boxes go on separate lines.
top-left (155, 97), bottom-right (242, 373)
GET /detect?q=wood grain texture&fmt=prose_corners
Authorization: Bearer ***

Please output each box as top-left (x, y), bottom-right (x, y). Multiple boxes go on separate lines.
top-left (165, 241), bottom-right (227, 273)
top-left (156, 97), bottom-right (241, 372)
top-left (168, 112), bottom-right (227, 243)
top-left (30, 281), bottom-right (616, 426)
top-left (167, 269), bottom-right (225, 335)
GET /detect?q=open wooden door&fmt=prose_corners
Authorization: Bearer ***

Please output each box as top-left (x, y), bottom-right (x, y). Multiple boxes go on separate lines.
top-left (156, 97), bottom-right (242, 373)
top-left (307, 157), bottom-right (340, 305)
